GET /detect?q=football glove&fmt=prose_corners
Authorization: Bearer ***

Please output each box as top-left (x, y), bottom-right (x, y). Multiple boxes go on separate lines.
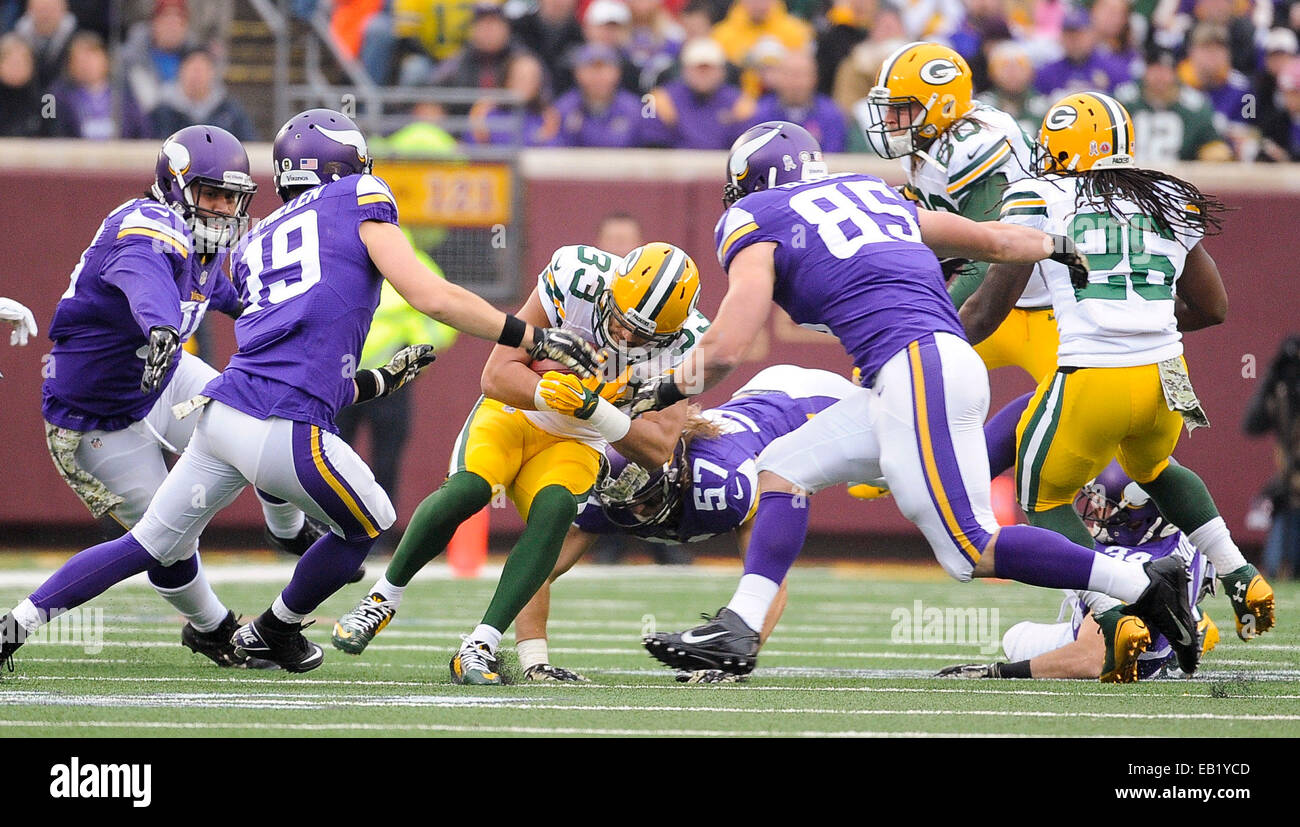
top-left (528, 328), bottom-right (602, 380)
top-left (537, 371), bottom-right (602, 419)
top-left (628, 370), bottom-right (686, 416)
top-left (0, 297), bottom-right (37, 347)
top-left (140, 325), bottom-right (180, 394)
top-left (1046, 233), bottom-right (1090, 290)
top-left (938, 257), bottom-right (976, 283)
top-left (935, 663), bottom-right (1001, 679)
top-left (375, 343), bottom-right (437, 396)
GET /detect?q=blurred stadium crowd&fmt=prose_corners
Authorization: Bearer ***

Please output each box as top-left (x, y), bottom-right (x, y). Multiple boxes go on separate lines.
top-left (3, 0), bottom-right (1300, 159)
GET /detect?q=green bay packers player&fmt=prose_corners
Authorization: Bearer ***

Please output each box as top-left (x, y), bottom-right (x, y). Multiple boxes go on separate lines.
top-left (863, 41), bottom-right (1059, 385)
top-left (961, 92), bottom-right (1275, 675)
top-left (331, 242), bottom-right (708, 684)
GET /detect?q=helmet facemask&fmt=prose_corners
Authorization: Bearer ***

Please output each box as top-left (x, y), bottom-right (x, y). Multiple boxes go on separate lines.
top-left (864, 89), bottom-right (938, 159)
top-left (158, 174), bottom-right (256, 254)
top-left (596, 445), bottom-right (686, 529)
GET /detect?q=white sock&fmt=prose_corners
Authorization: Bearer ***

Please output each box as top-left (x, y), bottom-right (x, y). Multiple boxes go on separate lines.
top-left (1188, 517), bottom-right (1247, 574)
top-left (516, 638), bottom-right (549, 671)
top-left (372, 576), bottom-right (406, 607)
top-left (12, 598), bottom-right (45, 634)
top-left (260, 497), bottom-right (305, 540)
top-left (271, 594), bottom-right (306, 625)
top-left (470, 623), bottom-right (502, 652)
top-left (152, 566), bottom-right (228, 633)
top-left (725, 574), bottom-right (779, 633)
top-left (1079, 589), bottom-right (1120, 617)
top-left (1086, 555), bottom-right (1149, 603)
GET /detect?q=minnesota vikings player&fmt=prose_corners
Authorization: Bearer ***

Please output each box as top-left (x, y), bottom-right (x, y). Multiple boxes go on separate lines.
top-left (938, 462), bottom-right (1220, 682)
top-left (0, 109), bottom-right (600, 673)
top-left (37, 125), bottom-right (321, 667)
top-left (331, 241), bottom-right (704, 686)
top-left (511, 364), bottom-right (862, 682)
top-left (633, 120), bottom-right (1200, 679)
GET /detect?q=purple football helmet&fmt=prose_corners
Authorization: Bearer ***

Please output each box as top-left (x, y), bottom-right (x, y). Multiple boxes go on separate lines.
top-left (594, 440), bottom-right (688, 529)
top-left (150, 124), bottom-right (256, 250)
top-left (1075, 460), bottom-right (1174, 547)
top-left (723, 121), bottom-right (828, 207)
top-left (272, 108), bottom-right (373, 201)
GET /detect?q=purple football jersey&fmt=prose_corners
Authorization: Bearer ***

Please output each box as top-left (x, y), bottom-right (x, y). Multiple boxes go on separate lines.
top-left (714, 173), bottom-right (964, 387)
top-left (202, 174), bottom-right (399, 432)
top-left (42, 198), bottom-right (238, 433)
top-left (576, 389), bottom-right (841, 542)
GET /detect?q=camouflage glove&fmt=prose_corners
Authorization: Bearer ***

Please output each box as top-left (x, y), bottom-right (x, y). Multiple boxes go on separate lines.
top-left (1047, 234), bottom-right (1090, 291)
top-left (141, 326), bottom-right (180, 394)
top-left (528, 328), bottom-right (602, 380)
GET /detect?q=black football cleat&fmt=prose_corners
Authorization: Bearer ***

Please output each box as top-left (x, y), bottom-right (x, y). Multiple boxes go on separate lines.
top-left (1123, 556), bottom-right (1199, 676)
top-left (643, 608), bottom-right (759, 676)
top-left (266, 519), bottom-right (366, 584)
top-left (182, 610), bottom-right (277, 669)
top-left (1, 613), bottom-right (29, 673)
top-left (231, 616), bottom-right (324, 673)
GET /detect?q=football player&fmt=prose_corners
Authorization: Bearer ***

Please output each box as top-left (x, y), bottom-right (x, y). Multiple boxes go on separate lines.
top-left (36, 125), bottom-right (325, 668)
top-left (0, 109), bottom-right (601, 673)
top-left (631, 120), bottom-right (1200, 680)
top-left (938, 461), bottom-right (1221, 682)
top-left (332, 241), bottom-right (706, 685)
top-left (961, 93), bottom-right (1275, 666)
top-left (862, 41), bottom-right (1058, 385)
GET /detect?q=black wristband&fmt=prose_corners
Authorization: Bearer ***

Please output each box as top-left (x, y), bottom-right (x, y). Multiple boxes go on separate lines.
top-left (655, 377), bottom-right (689, 407)
top-left (499, 314), bottom-right (527, 348)
top-left (354, 368), bottom-right (383, 403)
top-left (996, 660), bottom-right (1033, 679)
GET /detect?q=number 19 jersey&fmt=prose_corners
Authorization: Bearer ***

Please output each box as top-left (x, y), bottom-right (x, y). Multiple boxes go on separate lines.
top-left (203, 174), bottom-right (399, 431)
top-left (996, 176), bottom-right (1203, 368)
top-left (715, 172), bottom-right (962, 386)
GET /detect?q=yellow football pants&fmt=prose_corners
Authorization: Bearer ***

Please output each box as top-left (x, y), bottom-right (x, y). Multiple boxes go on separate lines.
top-left (974, 307), bottom-right (1059, 384)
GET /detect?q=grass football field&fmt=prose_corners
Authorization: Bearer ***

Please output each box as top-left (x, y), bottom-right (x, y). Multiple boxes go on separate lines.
top-left (1, 553), bottom-right (1296, 738)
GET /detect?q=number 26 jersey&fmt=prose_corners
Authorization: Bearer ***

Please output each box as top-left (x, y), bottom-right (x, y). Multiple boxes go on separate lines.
top-left (996, 175), bottom-right (1203, 368)
top-left (203, 174), bottom-right (399, 432)
top-left (714, 172), bottom-right (962, 387)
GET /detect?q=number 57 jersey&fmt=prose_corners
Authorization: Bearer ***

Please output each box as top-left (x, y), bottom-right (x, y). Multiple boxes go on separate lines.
top-left (714, 172), bottom-right (963, 387)
top-left (996, 175), bottom-right (1203, 368)
top-left (203, 174), bottom-right (399, 432)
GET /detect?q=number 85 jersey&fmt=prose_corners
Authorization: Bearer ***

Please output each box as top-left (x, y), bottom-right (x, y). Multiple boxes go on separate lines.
top-left (996, 175), bottom-right (1203, 368)
top-left (715, 172), bottom-right (963, 388)
top-left (203, 174), bottom-right (398, 432)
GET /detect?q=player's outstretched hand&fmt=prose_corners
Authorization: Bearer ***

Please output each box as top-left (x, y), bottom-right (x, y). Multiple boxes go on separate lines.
top-left (140, 325), bottom-right (180, 394)
top-left (377, 343), bottom-right (437, 395)
top-left (1047, 234), bottom-right (1090, 290)
top-left (528, 328), bottom-right (602, 379)
top-left (628, 370), bottom-right (680, 416)
top-left (0, 298), bottom-right (37, 347)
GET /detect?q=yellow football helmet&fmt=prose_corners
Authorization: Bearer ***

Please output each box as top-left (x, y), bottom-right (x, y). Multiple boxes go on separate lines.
top-left (864, 41), bottom-right (974, 159)
top-left (1037, 92), bottom-right (1136, 174)
top-left (596, 242), bottom-right (700, 350)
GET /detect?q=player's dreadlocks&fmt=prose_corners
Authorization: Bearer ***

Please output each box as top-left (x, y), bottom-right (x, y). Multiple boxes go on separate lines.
top-left (1074, 167), bottom-right (1229, 241)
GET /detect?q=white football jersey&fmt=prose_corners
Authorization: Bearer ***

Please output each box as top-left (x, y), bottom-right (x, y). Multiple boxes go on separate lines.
top-left (996, 175), bottom-right (1204, 368)
top-left (907, 104), bottom-right (1051, 308)
top-left (527, 244), bottom-right (710, 445)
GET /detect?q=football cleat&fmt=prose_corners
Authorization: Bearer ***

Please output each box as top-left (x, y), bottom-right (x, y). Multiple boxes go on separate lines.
top-left (1096, 606), bottom-right (1151, 684)
top-left (231, 617), bottom-right (324, 673)
top-left (0, 612), bottom-right (29, 673)
top-left (523, 663), bottom-right (589, 682)
top-left (1122, 556), bottom-right (1198, 676)
top-left (676, 669), bottom-right (746, 684)
top-left (267, 519), bottom-right (366, 585)
top-left (1199, 612), bottom-right (1220, 655)
top-left (449, 637), bottom-right (502, 686)
top-left (183, 610), bottom-right (276, 668)
top-left (1220, 564), bottom-right (1275, 641)
top-left (331, 592), bottom-right (397, 655)
top-left (643, 608), bottom-right (760, 676)
top-left (935, 663), bottom-right (999, 679)
top-left (847, 483), bottom-right (891, 500)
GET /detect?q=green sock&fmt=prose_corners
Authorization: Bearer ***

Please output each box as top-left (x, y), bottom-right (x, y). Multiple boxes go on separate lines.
top-left (1137, 463), bottom-right (1219, 534)
top-left (481, 485), bottom-right (576, 633)
top-left (385, 471), bottom-right (492, 587)
top-left (1028, 504), bottom-right (1096, 549)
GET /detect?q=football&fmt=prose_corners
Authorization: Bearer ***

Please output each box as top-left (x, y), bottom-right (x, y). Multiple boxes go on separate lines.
top-left (529, 358), bottom-right (576, 376)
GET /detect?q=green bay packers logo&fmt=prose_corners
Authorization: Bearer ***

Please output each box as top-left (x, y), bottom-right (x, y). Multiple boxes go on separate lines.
top-left (1045, 104), bottom-right (1078, 131)
top-left (919, 58), bottom-right (959, 85)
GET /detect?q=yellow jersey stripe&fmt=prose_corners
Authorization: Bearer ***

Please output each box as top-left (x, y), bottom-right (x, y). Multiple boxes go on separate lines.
top-left (357, 193), bottom-right (395, 207)
top-left (311, 425), bottom-right (379, 538)
top-left (117, 227), bottom-right (188, 258)
top-left (947, 143), bottom-right (1010, 195)
top-left (908, 343), bottom-right (982, 564)
top-left (1002, 198), bottom-right (1046, 209)
top-left (719, 221), bottom-right (759, 263)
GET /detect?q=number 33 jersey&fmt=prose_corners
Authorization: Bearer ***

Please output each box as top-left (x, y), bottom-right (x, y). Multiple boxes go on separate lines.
top-left (714, 172), bottom-right (962, 387)
top-left (996, 175), bottom-right (1204, 368)
top-left (204, 174), bottom-right (398, 431)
